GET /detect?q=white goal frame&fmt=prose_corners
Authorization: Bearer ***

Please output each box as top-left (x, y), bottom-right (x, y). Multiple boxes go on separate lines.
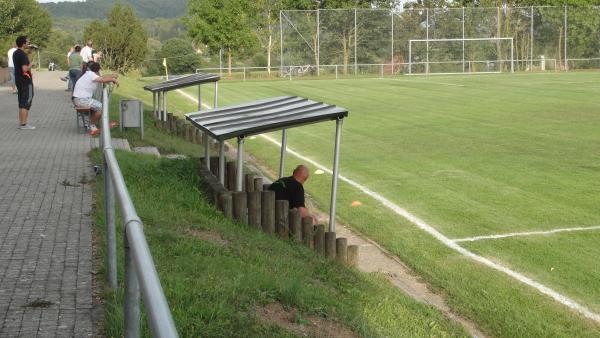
top-left (408, 37), bottom-right (514, 75)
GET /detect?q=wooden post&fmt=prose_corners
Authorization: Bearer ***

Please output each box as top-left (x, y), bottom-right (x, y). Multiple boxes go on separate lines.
top-left (186, 125), bottom-right (193, 142)
top-left (232, 191), bottom-right (247, 224)
top-left (288, 208), bottom-right (302, 242)
top-left (301, 217), bottom-right (313, 248)
top-left (261, 190), bottom-right (275, 234)
top-left (275, 200), bottom-right (289, 239)
top-left (167, 112), bottom-right (173, 124)
top-left (218, 192), bottom-right (232, 219)
top-left (336, 238), bottom-right (347, 264)
top-left (254, 177), bottom-right (263, 191)
top-left (210, 157), bottom-right (219, 177)
top-left (347, 245), bottom-right (359, 267)
top-left (325, 232), bottom-right (336, 259)
top-left (247, 191), bottom-right (261, 229)
top-left (262, 183), bottom-right (271, 191)
top-left (195, 130), bottom-right (203, 144)
top-left (245, 174), bottom-right (254, 192)
top-left (313, 224), bottom-right (325, 255)
top-left (190, 127), bottom-right (197, 144)
top-left (226, 161), bottom-right (237, 191)
top-left (176, 120), bottom-right (185, 138)
top-left (170, 116), bottom-right (178, 133)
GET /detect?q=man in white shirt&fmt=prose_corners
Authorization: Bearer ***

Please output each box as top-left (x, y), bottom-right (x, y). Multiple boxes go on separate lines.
top-left (7, 44), bottom-right (17, 94)
top-left (72, 62), bottom-right (118, 135)
top-left (80, 40), bottom-right (93, 63)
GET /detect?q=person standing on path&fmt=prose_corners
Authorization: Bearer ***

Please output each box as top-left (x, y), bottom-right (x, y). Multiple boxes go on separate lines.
top-left (68, 45), bottom-right (83, 92)
top-left (7, 43), bottom-right (17, 94)
top-left (13, 36), bottom-right (35, 130)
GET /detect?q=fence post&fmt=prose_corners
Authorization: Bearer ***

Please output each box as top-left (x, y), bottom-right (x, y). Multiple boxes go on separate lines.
top-left (313, 224), bottom-right (325, 255)
top-left (123, 232), bottom-right (140, 338)
top-left (301, 217), bottom-right (313, 248)
top-left (226, 161), bottom-right (236, 191)
top-left (104, 159), bottom-right (117, 289)
top-left (325, 232), bottom-right (336, 259)
top-left (254, 177), bottom-right (263, 191)
top-left (347, 245), bottom-right (359, 267)
top-left (245, 174), bottom-right (254, 192)
top-left (219, 192), bottom-right (233, 219)
top-left (336, 238), bottom-right (348, 264)
top-left (261, 191), bottom-right (275, 234)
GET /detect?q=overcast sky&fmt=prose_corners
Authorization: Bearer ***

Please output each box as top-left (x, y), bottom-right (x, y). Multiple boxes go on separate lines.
top-left (37, 0), bottom-right (85, 3)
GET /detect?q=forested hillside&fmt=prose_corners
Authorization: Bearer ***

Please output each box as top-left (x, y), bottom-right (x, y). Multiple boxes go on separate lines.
top-left (42, 0), bottom-right (187, 19)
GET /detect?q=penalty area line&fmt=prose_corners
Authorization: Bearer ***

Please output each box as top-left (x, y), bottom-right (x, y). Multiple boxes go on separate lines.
top-left (176, 88), bottom-right (600, 325)
top-left (453, 225), bottom-right (600, 243)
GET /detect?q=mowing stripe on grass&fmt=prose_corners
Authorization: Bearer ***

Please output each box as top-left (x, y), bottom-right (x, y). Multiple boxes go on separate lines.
top-left (176, 89), bottom-right (600, 324)
top-left (378, 78), bottom-right (466, 87)
top-left (452, 225), bottom-right (600, 243)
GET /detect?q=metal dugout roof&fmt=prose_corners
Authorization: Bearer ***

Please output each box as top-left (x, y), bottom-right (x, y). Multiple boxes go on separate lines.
top-left (185, 96), bottom-right (348, 141)
top-left (143, 73), bottom-right (220, 92)
top-left (185, 95), bottom-right (348, 233)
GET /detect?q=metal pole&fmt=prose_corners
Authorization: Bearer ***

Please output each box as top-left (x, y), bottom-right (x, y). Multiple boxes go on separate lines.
top-left (409, 40), bottom-right (412, 75)
top-left (280, 11), bottom-right (284, 71)
top-left (391, 11), bottom-right (394, 75)
top-left (511, 38), bottom-right (514, 73)
top-left (140, 99), bottom-right (144, 140)
top-left (462, 7), bottom-right (465, 73)
top-left (214, 82), bottom-right (218, 108)
top-left (354, 8), bottom-right (358, 75)
top-left (530, 6), bottom-right (534, 71)
top-left (328, 118), bottom-right (343, 233)
top-left (37, 49), bottom-right (40, 71)
top-left (279, 129), bottom-right (287, 178)
top-left (219, 141), bottom-right (225, 185)
top-left (163, 92), bottom-right (168, 122)
top-left (564, 5), bottom-right (568, 71)
top-left (335, 65), bottom-right (338, 79)
top-left (204, 134), bottom-right (210, 169)
top-left (426, 8), bottom-right (429, 75)
top-left (198, 85), bottom-right (202, 111)
top-left (152, 92), bottom-right (156, 118)
top-left (157, 92), bottom-right (161, 121)
top-left (123, 234), bottom-right (140, 338)
top-left (103, 102), bottom-right (117, 290)
top-left (219, 49), bottom-right (223, 77)
top-left (236, 137), bottom-right (244, 192)
top-left (317, 9), bottom-right (320, 76)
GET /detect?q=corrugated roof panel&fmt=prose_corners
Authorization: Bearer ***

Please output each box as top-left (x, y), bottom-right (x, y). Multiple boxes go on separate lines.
top-left (143, 73), bottom-right (220, 92)
top-left (185, 96), bottom-right (348, 141)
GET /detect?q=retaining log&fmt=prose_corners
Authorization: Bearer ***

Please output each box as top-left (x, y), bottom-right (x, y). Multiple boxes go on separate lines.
top-left (325, 232), bottom-right (336, 259)
top-left (301, 217), bottom-right (313, 248)
top-left (261, 191), bottom-right (275, 234)
top-left (254, 177), bottom-right (263, 191)
top-left (347, 245), bottom-right (359, 267)
top-left (218, 192), bottom-right (232, 219)
top-left (232, 192), bottom-right (248, 224)
top-left (226, 161), bottom-right (237, 191)
top-left (247, 191), bottom-right (261, 229)
top-left (336, 238), bottom-right (348, 264)
top-left (245, 174), bottom-right (254, 192)
top-left (288, 209), bottom-right (302, 242)
top-left (275, 200), bottom-right (289, 239)
top-left (314, 224), bottom-right (325, 255)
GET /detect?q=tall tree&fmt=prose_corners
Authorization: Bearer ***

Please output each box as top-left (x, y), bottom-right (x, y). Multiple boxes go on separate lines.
top-left (186, 0), bottom-right (258, 75)
top-left (0, 0), bottom-right (52, 53)
top-left (83, 5), bottom-right (148, 72)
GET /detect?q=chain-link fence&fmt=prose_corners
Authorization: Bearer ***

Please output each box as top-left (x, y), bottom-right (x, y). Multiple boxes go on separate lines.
top-left (279, 6), bottom-right (600, 77)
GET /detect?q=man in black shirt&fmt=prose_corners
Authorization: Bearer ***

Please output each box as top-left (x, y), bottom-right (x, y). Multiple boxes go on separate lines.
top-left (269, 164), bottom-right (316, 223)
top-left (13, 36), bottom-right (35, 130)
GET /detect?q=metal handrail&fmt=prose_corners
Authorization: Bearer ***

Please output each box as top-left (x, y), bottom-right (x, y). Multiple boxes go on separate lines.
top-left (101, 86), bottom-right (179, 338)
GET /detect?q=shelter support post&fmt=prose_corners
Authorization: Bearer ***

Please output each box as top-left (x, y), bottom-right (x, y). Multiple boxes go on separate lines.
top-left (236, 137), bottom-right (244, 192)
top-left (214, 82), bottom-right (219, 108)
top-left (279, 129), bottom-right (287, 178)
top-left (157, 92), bottom-right (162, 121)
top-left (163, 92), bottom-right (168, 122)
top-left (219, 141), bottom-right (225, 185)
top-left (152, 92), bottom-right (156, 118)
top-left (328, 118), bottom-right (343, 233)
top-left (204, 135), bottom-right (210, 169)
top-left (198, 85), bottom-right (202, 111)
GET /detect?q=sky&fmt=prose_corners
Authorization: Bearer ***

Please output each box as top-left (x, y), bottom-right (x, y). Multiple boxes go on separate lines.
top-left (37, 0), bottom-right (85, 3)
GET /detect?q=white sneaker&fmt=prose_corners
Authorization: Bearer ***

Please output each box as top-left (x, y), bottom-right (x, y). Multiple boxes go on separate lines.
top-left (18, 124), bottom-right (36, 130)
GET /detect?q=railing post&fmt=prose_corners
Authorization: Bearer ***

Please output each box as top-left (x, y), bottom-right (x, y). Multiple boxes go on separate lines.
top-left (124, 231), bottom-right (140, 338)
top-left (102, 87), bottom-right (118, 289)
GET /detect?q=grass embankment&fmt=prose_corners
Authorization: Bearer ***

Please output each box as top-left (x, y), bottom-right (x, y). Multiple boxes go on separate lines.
top-left (114, 73), bottom-right (600, 337)
top-left (93, 81), bottom-right (469, 336)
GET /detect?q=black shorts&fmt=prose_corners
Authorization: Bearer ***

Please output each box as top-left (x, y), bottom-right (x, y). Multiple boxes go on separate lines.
top-left (16, 81), bottom-right (34, 110)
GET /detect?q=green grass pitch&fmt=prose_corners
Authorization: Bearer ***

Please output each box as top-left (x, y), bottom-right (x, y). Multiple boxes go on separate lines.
top-left (123, 72), bottom-right (600, 337)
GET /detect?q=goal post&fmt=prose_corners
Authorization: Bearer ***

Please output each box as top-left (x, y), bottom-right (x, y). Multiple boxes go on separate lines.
top-left (408, 37), bottom-right (514, 75)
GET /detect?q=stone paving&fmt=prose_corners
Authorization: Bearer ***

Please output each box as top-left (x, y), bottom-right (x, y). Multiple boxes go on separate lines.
top-left (0, 72), bottom-right (97, 337)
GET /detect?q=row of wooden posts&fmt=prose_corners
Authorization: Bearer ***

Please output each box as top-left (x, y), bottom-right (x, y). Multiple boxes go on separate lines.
top-left (155, 112), bottom-right (359, 266)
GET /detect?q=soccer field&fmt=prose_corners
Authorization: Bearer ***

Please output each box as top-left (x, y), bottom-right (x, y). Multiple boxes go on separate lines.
top-left (174, 72), bottom-right (600, 336)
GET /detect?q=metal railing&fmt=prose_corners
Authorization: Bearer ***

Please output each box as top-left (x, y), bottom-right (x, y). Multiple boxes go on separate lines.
top-left (101, 86), bottom-right (179, 338)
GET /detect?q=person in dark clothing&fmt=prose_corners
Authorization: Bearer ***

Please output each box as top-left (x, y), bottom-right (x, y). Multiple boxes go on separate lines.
top-left (269, 164), bottom-right (316, 223)
top-left (13, 36), bottom-right (35, 130)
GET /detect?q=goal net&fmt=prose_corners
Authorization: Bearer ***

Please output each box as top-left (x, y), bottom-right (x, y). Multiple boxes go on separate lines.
top-left (408, 38), bottom-right (514, 75)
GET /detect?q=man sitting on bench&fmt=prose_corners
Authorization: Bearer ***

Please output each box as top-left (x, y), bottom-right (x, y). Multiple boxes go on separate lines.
top-left (72, 61), bottom-right (118, 135)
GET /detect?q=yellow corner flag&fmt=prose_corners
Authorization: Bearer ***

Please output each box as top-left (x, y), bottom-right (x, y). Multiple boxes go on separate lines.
top-left (162, 58), bottom-right (169, 80)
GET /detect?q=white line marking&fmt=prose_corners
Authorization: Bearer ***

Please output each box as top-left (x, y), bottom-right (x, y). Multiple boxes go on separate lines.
top-left (453, 226), bottom-right (600, 243)
top-left (378, 78), bottom-right (466, 87)
top-left (176, 89), bottom-right (600, 324)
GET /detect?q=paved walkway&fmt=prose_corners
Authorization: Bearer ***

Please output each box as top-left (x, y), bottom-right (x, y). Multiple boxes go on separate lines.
top-left (0, 72), bottom-right (96, 337)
